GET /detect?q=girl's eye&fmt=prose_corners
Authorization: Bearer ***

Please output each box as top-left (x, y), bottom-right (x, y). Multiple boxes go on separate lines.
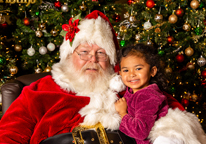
top-left (123, 70), bottom-right (128, 72)
top-left (136, 68), bottom-right (142, 70)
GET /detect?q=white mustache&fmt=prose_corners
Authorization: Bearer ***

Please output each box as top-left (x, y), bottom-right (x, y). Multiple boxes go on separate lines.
top-left (82, 63), bottom-right (100, 71)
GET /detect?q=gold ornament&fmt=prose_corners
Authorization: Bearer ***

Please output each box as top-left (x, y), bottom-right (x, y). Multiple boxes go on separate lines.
top-left (187, 62), bottom-right (195, 70)
top-left (35, 28), bottom-right (43, 37)
top-left (155, 28), bottom-right (161, 33)
top-left (183, 22), bottom-right (191, 31)
top-left (190, 0), bottom-right (200, 9)
top-left (50, 29), bottom-right (58, 36)
top-left (154, 14), bottom-right (163, 23)
top-left (44, 66), bottom-right (52, 72)
top-left (168, 14), bottom-right (178, 24)
top-left (38, 23), bottom-right (46, 30)
top-left (185, 46), bottom-right (194, 56)
top-left (14, 44), bottom-right (22, 52)
top-left (35, 67), bottom-right (42, 73)
top-left (191, 92), bottom-right (198, 102)
top-left (9, 66), bottom-right (18, 75)
top-left (120, 25), bottom-right (127, 32)
top-left (79, 1), bottom-right (87, 11)
top-left (165, 65), bottom-right (172, 74)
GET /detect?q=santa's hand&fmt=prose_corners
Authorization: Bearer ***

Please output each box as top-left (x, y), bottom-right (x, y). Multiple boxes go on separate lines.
top-left (115, 97), bottom-right (128, 118)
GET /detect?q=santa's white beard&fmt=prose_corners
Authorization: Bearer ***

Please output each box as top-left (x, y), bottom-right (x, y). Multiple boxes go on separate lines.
top-left (60, 58), bottom-right (114, 96)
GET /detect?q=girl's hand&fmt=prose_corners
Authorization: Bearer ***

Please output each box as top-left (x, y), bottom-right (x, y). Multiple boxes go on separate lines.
top-left (115, 97), bottom-right (128, 118)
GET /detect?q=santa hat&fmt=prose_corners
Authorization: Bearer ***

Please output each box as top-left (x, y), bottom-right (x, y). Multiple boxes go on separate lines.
top-left (59, 10), bottom-right (119, 66)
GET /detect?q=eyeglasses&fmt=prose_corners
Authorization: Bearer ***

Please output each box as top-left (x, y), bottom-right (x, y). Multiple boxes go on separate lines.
top-left (75, 50), bottom-right (108, 62)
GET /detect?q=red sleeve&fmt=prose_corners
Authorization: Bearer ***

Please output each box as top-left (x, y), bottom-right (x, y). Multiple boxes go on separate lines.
top-left (163, 91), bottom-right (185, 111)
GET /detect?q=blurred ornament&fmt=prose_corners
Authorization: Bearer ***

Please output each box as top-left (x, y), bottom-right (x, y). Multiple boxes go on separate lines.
top-left (154, 14), bottom-right (163, 22)
top-left (61, 3), bottom-right (69, 12)
top-left (135, 34), bottom-right (141, 41)
top-left (146, 40), bottom-right (153, 45)
top-left (176, 54), bottom-right (184, 62)
top-left (44, 65), bottom-right (52, 72)
top-left (155, 27), bottom-right (161, 33)
top-left (79, 1), bottom-right (87, 11)
top-left (158, 47), bottom-right (165, 56)
top-left (187, 62), bottom-right (195, 70)
top-left (202, 80), bottom-right (206, 88)
top-left (54, 0), bottom-right (61, 8)
top-left (23, 17), bottom-right (30, 26)
top-left (39, 46), bottom-right (47, 55)
top-left (185, 46), bottom-right (194, 56)
top-left (167, 36), bottom-right (174, 44)
top-left (47, 42), bottom-right (55, 51)
top-left (124, 12), bottom-right (130, 19)
top-left (0, 56), bottom-right (6, 65)
top-left (202, 70), bottom-right (206, 78)
top-left (27, 46), bottom-right (35, 56)
top-left (9, 66), bottom-right (18, 75)
top-left (35, 28), bottom-right (43, 37)
top-left (35, 66), bottom-right (42, 73)
top-left (197, 55), bottom-right (206, 67)
top-left (38, 23), bottom-right (46, 30)
top-left (120, 25), bottom-right (127, 32)
top-left (14, 44), bottom-right (22, 52)
top-left (181, 98), bottom-right (189, 107)
top-left (164, 65), bottom-right (172, 74)
top-left (175, 8), bottom-right (184, 17)
top-left (146, 0), bottom-right (155, 8)
top-left (194, 25), bottom-right (202, 35)
top-left (128, 15), bottom-right (136, 23)
top-left (183, 22), bottom-right (191, 31)
top-left (0, 22), bottom-right (8, 29)
top-left (92, 0), bottom-right (98, 2)
top-left (0, 14), bottom-right (6, 24)
top-left (35, 11), bottom-right (40, 16)
top-left (203, 20), bottom-right (206, 26)
top-left (168, 14), bottom-right (178, 24)
top-left (50, 29), bottom-right (58, 36)
top-left (190, 0), bottom-right (200, 9)
top-left (112, 14), bottom-right (121, 22)
top-left (127, 0), bottom-right (134, 5)
top-left (191, 92), bottom-right (198, 102)
top-left (120, 40), bottom-right (126, 47)
top-left (143, 20), bottom-right (152, 30)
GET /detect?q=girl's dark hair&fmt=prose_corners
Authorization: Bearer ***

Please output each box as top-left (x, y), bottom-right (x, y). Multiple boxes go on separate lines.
top-left (118, 43), bottom-right (168, 91)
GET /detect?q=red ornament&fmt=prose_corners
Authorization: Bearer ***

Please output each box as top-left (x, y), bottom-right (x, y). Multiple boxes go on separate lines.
top-left (201, 70), bottom-right (206, 78)
top-left (127, 0), bottom-right (134, 5)
top-left (146, 0), bottom-right (155, 8)
top-left (201, 79), bottom-right (206, 88)
top-left (92, 0), bottom-right (98, 1)
top-left (176, 54), bottom-right (184, 62)
top-left (23, 17), bottom-right (30, 26)
top-left (175, 8), bottom-right (184, 17)
top-left (181, 98), bottom-right (189, 107)
top-left (203, 20), bottom-right (206, 26)
top-left (167, 36), bottom-right (174, 44)
top-left (0, 22), bottom-right (8, 29)
top-left (54, 1), bottom-right (61, 8)
top-left (112, 14), bottom-right (121, 22)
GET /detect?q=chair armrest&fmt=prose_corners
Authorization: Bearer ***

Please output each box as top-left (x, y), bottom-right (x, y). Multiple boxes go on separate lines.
top-left (1, 80), bottom-right (24, 115)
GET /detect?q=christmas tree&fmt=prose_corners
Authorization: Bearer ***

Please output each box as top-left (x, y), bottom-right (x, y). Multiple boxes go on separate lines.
top-left (117, 0), bottom-right (206, 131)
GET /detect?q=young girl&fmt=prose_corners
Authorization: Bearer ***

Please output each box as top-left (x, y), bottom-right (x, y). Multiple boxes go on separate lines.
top-left (115, 43), bottom-right (169, 144)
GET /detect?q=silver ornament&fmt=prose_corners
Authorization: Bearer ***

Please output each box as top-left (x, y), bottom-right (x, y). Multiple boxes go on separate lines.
top-left (143, 20), bottom-right (152, 30)
top-left (35, 67), bottom-right (42, 73)
top-left (47, 42), bottom-right (55, 51)
top-left (39, 46), bottom-right (47, 55)
top-left (61, 3), bottom-right (69, 12)
top-left (27, 46), bottom-right (35, 56)
top-left (197, 55), bottom-right (206, 67)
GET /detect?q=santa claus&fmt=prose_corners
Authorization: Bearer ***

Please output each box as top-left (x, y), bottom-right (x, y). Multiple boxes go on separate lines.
top-left (0, 10), bottom-right (205, 144)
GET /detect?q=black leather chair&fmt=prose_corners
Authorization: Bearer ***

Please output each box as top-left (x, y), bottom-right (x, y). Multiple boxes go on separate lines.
top-left (1, 72), bottom-right (51, 116)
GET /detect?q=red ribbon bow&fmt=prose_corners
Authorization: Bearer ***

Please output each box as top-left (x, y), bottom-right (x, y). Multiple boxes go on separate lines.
top-left (62, 18), bottom-right (80, 42)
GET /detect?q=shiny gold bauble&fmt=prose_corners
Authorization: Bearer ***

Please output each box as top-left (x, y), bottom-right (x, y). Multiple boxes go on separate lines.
top-left (35, 30), bottom-right (43, 37)
top-left (44, 66), bottom-right (52, 72)
top-left (165, 66), bottom-right (173, 74)
top-left (191, 93), bottom-right (198, 102)
top-left (120, 25), bottom-right (127, 32)
top-left (9, 66), bottom-right (18, 75)
top-left (14, 44), bottom-right (22, 52)
top-left (183, 22), bottom-right (191, 31)
top-left (50, 29), bottom-right (58, 36)
top-left (35, 67), bottom-right (42, 73)
top-left (168, 14), bottom-right (178, 24)
top-left (38, 23), bottom-right (46, 30)
top-left (154, 14), bottom-right (163, 23)
top-left (155, 27), bottom-right (161, 33)
top-left (79, 3), bottom-right (87, 11)
top-left (190, 0), bottom-right (200, 9)
top-left (185, 46), bottom-right (194, 56)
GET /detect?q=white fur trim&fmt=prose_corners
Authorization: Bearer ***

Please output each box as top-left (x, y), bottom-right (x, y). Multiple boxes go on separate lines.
top-left (153, 136), bottom-right (184, 144)
top-left (59, 16), bottom-right (116, 66)
top-left (149, 108), bottom-right (206, 144)
top-left (109, 74), bottom-right (126, 92)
